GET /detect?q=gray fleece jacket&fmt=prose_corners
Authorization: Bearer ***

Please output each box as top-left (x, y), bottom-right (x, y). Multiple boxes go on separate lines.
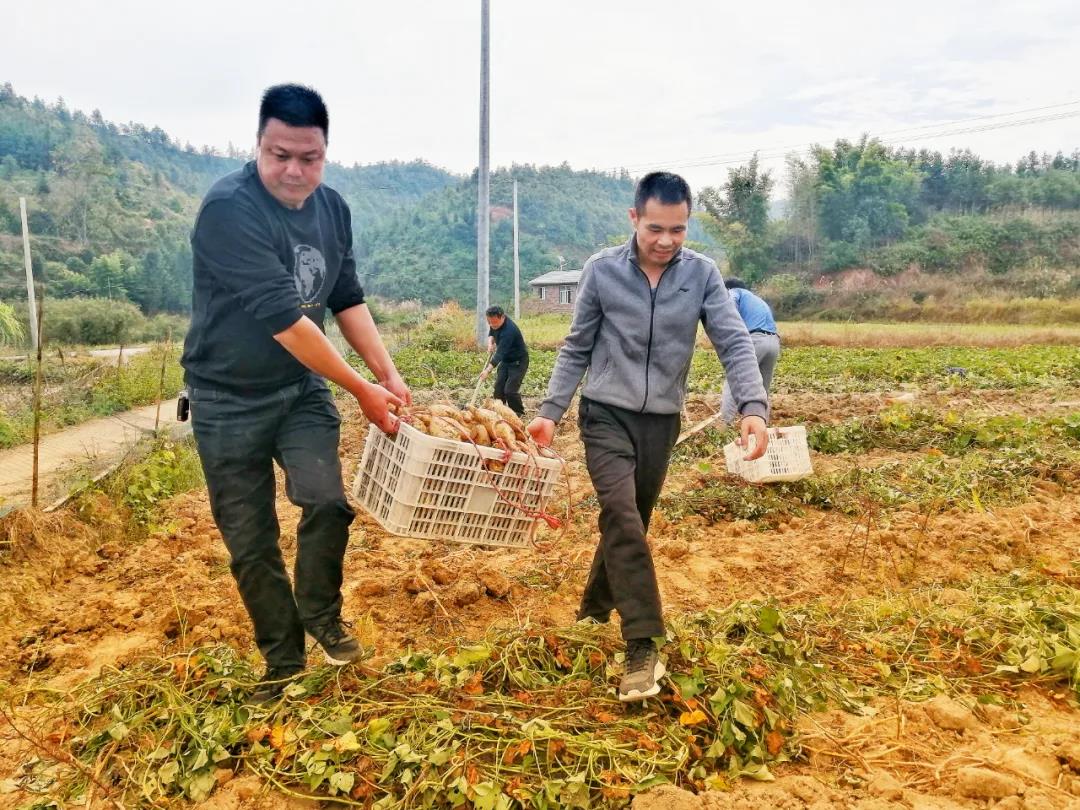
top-left (538, 238), bottom-right (769, 423)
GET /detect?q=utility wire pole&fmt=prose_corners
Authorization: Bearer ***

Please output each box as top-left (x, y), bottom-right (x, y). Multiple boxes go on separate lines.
top-left (475, 0), bottom-right (491, 347)
top-left (19, 198), bottom-right (38, 351)
top-left (512, 179), bottom-right (520, 320)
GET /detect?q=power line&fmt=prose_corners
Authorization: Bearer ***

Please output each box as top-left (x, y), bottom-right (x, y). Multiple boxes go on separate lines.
top-left (654, 109), bottom-right (1080, 173)
top-left (609, 100), bottom-right (1080, 174)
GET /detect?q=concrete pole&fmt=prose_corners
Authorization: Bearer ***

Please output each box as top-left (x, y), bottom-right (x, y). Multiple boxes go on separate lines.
top-left (19, 198), bottom-right (38, 350)
top-left (475, 0), bottom-right (491, 347)
top-left (513, 179), bottom-right (520, 320)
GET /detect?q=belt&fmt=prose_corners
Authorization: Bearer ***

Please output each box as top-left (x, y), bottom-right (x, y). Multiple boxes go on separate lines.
top-left (749, 329), bottom-right (777, 336)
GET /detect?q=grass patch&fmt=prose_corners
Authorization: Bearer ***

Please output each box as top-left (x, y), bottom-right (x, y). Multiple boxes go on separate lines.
top-left (778, 319), bottom-right (1080, 348)
top-left (664, 443), bottom-right (1077, 527)
top-left (377, 344), bottom-right (1080, 400)
top-left (0, 344), bottom-right (183, 449)
top-left (74, 438), bottom-right (204, 534)
top-left (807, 406), bottom-right (1080, 455)
top-left (14, 572), bottom-right (1078, 807)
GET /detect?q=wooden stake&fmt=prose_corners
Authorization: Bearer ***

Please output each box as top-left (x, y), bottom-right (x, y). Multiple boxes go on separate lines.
top-left (31, 298), bottom-right (44, 508)
top-left (675, 408), bottom-right (726, 446)
top-left (154, 330), bottom-right (171, 433)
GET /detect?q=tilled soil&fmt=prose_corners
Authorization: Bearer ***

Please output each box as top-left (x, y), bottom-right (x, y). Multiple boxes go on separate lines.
top-left (1, 388), bottom-right (1078, 809)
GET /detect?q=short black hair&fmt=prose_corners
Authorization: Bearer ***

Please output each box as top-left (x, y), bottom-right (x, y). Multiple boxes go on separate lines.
top-left (259, 84), bottom-right (329, 142)
top-left (485, 306), bottom-right (505, 318)
top-left (724, 278), bottom-right (749, 290)
top-left (634, 171), bottom-right (692, 214)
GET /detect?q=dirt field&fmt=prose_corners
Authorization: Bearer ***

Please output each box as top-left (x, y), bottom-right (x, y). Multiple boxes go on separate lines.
top-left (1, 380), bottom-right (1078, 809)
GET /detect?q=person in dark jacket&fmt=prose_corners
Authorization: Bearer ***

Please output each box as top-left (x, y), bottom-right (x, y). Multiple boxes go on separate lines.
top-left (479, 306), bottom-right (529, 416)
top-left (181, 84), bottom-right (410, 703)
top-left (527, 172), bottom-right (769, 702)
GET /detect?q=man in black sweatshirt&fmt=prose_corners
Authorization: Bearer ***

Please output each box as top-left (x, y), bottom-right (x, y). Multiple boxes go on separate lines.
top-left (479, 305), bottom-right (529, 416)
top-left (180, 84), bottom-right (410, 703)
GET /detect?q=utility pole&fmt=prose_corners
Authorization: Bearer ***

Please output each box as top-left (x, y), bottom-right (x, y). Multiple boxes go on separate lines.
top-left (512, 179), bottom-right (520, 320)
top-left (19, 198), bottom-right (38, 351)
top-left (475, 0), bottom-right (491, 347)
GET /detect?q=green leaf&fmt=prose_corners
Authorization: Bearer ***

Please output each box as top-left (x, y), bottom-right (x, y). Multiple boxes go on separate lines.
top-left (732, 699), bottom-right (758, 729)
top-left (428, 748), bottom-right (451, 766)
top-left (334, 731), bottom-right (362, 753)
top-left (452, 644), bottom-right (492, 668)
top-left (185, 770), bottom-right (217, 802)
top-left (757, 605), bottom-right (781, 635)
top-left (324, 715), bottom-right (353, 736)
top-left (1050, 651), bottom-right (1076, 672)
top-left (108, 722), bottom-right (129, 741)
top-left (1019, 654), bottom-right (1043, 673)
top-left (669, 670), bottom-right (705, 699)
top-left (740, 763), bottom-right (775, 782)
top-left (329, 771), bottom-right (355, 795)
top-left (158, 760), bottom-right (180, 785)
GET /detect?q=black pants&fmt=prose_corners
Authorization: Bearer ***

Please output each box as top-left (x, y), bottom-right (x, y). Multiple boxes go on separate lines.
top-left (189, 375), bottom-right (355, 671)
top-left (493, 357), bottom-right (529, 416)
top-left (577, 398), bottom-right (680, 640)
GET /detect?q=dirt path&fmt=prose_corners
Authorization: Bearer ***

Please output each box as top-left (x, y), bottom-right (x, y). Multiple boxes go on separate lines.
top-left (0, 397), bottom-right (186, 510)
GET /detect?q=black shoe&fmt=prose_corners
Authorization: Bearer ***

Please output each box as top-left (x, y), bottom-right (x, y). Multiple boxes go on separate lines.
top-left (249, 666), bottom-right (303, 705)
top-left (618, 638), bottom-right (665, 702)
top-left (308, 618), bottom-right (362, 665)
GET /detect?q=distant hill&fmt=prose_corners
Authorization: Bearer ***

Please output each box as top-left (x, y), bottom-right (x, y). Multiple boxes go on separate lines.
top-left (4, 83), bottom-right (1074, 322)
top-left (0, 83), bottom-right (456, 312)
top-left (357, 164), bottom-right (720, 306)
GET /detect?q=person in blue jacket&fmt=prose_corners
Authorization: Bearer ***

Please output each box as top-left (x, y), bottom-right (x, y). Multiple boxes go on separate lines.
top-left (720, 278), bottom-right (780, 424)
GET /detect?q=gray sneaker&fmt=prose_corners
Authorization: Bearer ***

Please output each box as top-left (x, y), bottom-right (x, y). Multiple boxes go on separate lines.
top-left (618, 638), bottom-right (666, 702)
top-left (308, 619), bottom-right (362, 666)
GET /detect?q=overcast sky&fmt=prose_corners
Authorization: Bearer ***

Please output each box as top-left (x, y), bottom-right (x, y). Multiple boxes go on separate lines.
top-left (7, 0), bottom-right (1080, 194)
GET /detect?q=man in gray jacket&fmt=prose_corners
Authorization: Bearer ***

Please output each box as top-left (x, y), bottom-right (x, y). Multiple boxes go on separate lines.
top-left (527, 171), bottom-right (769, 702)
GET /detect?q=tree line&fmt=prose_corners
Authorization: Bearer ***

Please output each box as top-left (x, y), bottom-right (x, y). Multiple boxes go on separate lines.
top-left (2, 83), bottom-right (1077, 328)
top-left (701, 136), bottom-right (1080, 282)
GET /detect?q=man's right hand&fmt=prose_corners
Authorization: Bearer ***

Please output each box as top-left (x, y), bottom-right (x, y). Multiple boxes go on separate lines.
top-left (355, 379), bottom-right (403, 434)
top-left (526, 416), bottom-right (556, 447)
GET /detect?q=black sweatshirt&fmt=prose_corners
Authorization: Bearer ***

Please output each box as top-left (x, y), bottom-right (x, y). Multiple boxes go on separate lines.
top-left (181, 161), bottom-right (365, 392)
top-left (489, 317), bottom-right (528, 366)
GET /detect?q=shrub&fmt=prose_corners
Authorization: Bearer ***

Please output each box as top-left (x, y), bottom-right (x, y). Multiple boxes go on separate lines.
top-left (820, 240), bottom-right (860, 272)
top-left (135, 313), bottom-right (189, 343)
top-left (41, 297), bottom-right (145, 346)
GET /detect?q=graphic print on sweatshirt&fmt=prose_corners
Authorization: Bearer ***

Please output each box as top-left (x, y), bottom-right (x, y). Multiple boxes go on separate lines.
top-left (293, 244), bottom-right (327, 305)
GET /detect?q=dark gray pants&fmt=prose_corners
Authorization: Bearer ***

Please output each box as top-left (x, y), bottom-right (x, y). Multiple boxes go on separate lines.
top-left (493, 357), bottom-right (529, 416)
top-left (577, 398), bottom-right (679, 640)
top-left (189, 375), bottom-right (355, 671)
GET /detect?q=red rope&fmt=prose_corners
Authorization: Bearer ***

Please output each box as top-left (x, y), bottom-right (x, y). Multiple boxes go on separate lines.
top-left (426, 415), bottom-right (566, 533)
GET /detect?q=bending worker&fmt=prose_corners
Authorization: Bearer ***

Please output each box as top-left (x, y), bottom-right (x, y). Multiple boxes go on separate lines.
top-left (479, 305), bottom-right (529, 416)
top-left (720, 278), bottom-right (780, 424)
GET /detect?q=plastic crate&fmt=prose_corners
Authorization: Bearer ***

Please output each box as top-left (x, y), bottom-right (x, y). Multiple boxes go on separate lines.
top-left (352, 421), bottom-right (562, 548)
top-left (723, 425), bottom-right (813, 483)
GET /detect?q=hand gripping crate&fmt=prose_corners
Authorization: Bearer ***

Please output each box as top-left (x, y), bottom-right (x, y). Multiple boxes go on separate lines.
top-left (723, 425), bottom-right (813, 483)
top-left (352, 421), bottom-right (562, 548)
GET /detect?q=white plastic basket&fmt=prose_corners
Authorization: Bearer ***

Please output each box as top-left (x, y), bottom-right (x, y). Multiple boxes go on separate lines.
top-left (352, 421), bottom-right (562, 548)
top-left (723, 425), bottom-right (813, 483)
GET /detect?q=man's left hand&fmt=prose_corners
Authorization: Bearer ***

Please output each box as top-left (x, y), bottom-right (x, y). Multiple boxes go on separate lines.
top-left (739, 415), bottom-right (769, 461)
top-left (478, 366), bottom-right (492, 381)
top-left (380, 371), bottom-right (412, 406)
